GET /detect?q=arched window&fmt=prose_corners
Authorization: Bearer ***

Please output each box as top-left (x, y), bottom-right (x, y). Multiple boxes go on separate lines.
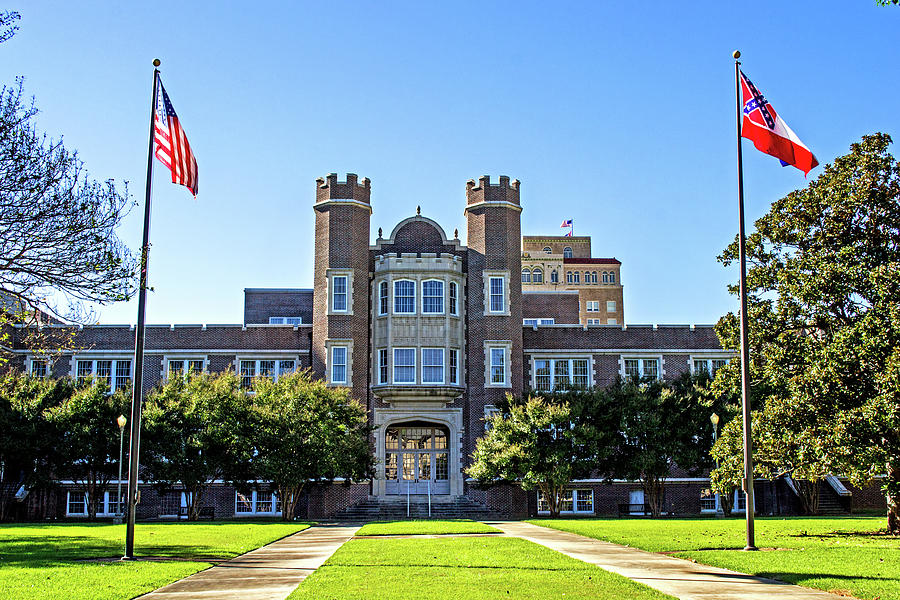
top-left (521, 268), bottom-right (531, 283)
top-left (602, 271), bottom-right (609, 284)
top-left (591, 271), bottom-right (598, 284)
top-left (394, 280), bottom-right (415, 314)
top-left (379, 281), bottom-right (388, 315)
top-left (550, 270), bottom-right (558, 283)
top-left (566, 271), bottom-right (573, 284)
top-left (609, 272), bottom-right (616, 283)
top-left (543, 247), bottom-right (552, 254)
top-left (573, 271), bottom-right (580, 284)
top-left (563, 247), bottom-right (573, 258)
top-left (532, 268), bottom-right (543, 283)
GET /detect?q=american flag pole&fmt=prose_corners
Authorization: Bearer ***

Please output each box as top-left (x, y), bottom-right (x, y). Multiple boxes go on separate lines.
top-left (123, 58), bottom-right (160, 560)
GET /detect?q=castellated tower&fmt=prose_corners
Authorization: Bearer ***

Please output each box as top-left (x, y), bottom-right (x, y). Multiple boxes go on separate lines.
top-left (464, 175), bottom-right (523, 455)
top-left (312, 173), bottom-right (372, 403)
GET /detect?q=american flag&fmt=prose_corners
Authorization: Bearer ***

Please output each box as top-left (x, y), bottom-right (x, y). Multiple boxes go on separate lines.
top-left (154, 77), bottom-right (198, 196)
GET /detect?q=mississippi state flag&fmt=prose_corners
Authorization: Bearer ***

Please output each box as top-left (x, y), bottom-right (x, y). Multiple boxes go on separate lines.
top-left (740, 71), bottom-right (818, 176)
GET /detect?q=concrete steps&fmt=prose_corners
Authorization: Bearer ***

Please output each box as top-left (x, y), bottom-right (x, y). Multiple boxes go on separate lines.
top-left (327, 495), bottom-right (505, 521)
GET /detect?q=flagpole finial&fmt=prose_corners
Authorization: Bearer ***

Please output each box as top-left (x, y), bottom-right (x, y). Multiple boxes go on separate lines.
top-left (732, 50), bottom-right (741, 59)
top-left (153, 58), bottom-right (161, 67)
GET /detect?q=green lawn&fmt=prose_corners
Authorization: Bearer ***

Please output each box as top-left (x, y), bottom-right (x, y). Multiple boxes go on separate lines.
top-left (289, 536), bottom-right (674, 599)
top-left (0, 520), bottom-right (309, 600)
top-left (529, 516), bottom-right (898, 600)
top-left (355, 519), bottom-right (500, 536)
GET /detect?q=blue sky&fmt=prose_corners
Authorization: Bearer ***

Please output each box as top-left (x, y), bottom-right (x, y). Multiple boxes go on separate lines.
top-left (2, 1), bottom-right (897, 325)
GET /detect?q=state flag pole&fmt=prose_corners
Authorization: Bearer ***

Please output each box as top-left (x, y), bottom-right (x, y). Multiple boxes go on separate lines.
top-left (123, 58), bottom-right (161, 560)
top-left (733, 49), bottom-right (757, 552)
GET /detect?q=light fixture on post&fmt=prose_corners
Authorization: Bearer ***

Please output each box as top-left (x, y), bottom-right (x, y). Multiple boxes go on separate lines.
top-left (710, 412), bottom-right (723, 516)
top-left (115, 414), bottom-right (127, 524)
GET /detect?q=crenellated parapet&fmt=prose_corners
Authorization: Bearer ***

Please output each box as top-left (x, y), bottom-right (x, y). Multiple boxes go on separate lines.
top-left (465, 175), bottom-right (521, 210)
top-left (316, 172), bottom-right (371, 206)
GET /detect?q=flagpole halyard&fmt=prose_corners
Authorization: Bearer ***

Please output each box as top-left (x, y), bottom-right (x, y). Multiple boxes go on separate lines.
top-left (734, 49), bottom-right (758, 552)
top-left (123, 58), bottom-right (160, 561)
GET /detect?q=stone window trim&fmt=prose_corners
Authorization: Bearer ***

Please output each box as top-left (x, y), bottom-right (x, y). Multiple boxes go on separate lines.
top-left (689, 355), bottom-right (731, 376)
top-left (607, 318), bottom-right (618, 325)
top-left (606, 300), bottom-right (617, 313)
top-left (449, 348), bottom-right (459, 385)
top-left (377, 348), bottom-right (388, 385)
top-left (484, 340), bottom-right (512, 389)
top-left (235, 356), bottom-right (299, 388)
top-left (72, 356), bottom-right (133, 392)
top-left (392, 347), bottom-right (416, 384)
top-left (164, 355), bottom-right (208, 380)
top-left (586, 300), bottom-right (600, 312)
top-left (483, 404), bottom-right (501, 431)
top-left (25, 354), bottom-right (52, 379)
top-left (324, 340), bottom-right (353, 386)
top-left (393, 278), bottom-right (416, 315)
top-left (530, 355), bottom-right (593, 391)
top-left (620, 354), bottom-right (664, 380)
top-left (326, 269), bottom-right (354, 315)
top-left (378, 280), bottom-right (389, 316)
top-left (449, 281), bottom-right (459, 316)
top-left (421, 347), bottom-right (445, 384)
top-left (421, 279), bottom-right (445, 315)
top-left (482, 271), bottom-right (510, 316)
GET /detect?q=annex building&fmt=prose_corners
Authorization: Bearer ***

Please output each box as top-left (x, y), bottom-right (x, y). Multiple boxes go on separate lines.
top-left (11, 174), bottom-right (875, 520)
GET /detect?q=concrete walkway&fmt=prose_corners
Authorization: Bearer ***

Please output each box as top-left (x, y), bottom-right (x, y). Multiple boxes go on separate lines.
top-left (492, 521), bottom-right (842, 600)
top-left (137, 525), bottom-right (358, 600)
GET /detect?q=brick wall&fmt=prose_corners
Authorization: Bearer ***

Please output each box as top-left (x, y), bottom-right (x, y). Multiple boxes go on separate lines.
top-left (244, 289), bottom-right (313, 325)
top-left (522, 292), bottom-right (580, 324)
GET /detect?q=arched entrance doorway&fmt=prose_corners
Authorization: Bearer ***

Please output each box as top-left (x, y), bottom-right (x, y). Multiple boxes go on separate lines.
top-left (384, 422), bottom-right (450, 495)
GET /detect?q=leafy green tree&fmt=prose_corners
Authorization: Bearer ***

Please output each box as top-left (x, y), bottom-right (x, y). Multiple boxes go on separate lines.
top-left (712, 133), bottom-right (900, 530)
top-left (609, 373), bottom-right (719, 517)
top-left (0, 372), bottom-right (71, 520)
top-left (247, 370), bottom-right (373, 520)
top-left (467, 395), bottom-right (604, 517)
top-left (143, 371), bottom-right (251, 520)
top-left (0, 79), bottom-right (134, 363)
top-left (48, 380), bottom-right (129, 519)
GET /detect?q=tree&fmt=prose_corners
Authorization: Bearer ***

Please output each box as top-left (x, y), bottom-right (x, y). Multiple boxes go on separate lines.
top-left (608, 373), bottom-right (719, 517)
top-left (467, 395), bottom-right (604, 517)
top-left (48, 381), bottom-right (129, 519)
top-left (143, 371), bottom-right (251, 520)
top-left (0, 78), bottom-right (135, 362)
top-left (0, 11), bottom-right (19, 44)
top-left (0, 372), bottom-right (71, 520)
top-left (712, 133), bottom-right (900, 530)
top-left (247, 370), bottom-right (373, 520)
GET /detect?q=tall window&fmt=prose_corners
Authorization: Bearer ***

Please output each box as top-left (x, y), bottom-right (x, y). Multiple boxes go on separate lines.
top-left (422, 348), bottom-right (444, 384)
top-left (332, 275), bottom-right (348, 311)
top-left (607, 300), bottom-right (616, 313)
top-left (566, 271), bottom-right (573, 284)
top-left (521, 268), bottom-right (531, 283)
top-left (624, 358), bottom-right (659, 380)
top-left (331, 347), bottom-right (347, 384)
top-left (422, 280), bottom-right (444, 314)
top-left (378, 349), bottom-right (388, 384)
top-left (393, 348), bottom-right (415, 383)
top-left (532, 268), bottom-right (543, 283)
top-left (449, 282), bottom-right (458, 315)
top-left (563, 247), bottom-right (573, 258)
top-left (489, 277), bottom-right (504, 312)
top-left (379, 281), bottom-right (388, 315)
top-left (490, 348), bottom-right (506, 385)
top-left (602, 271), bottom-right (609, 283)
top-left (609, 272), bottom-right (616, 283)
top-left (449, 349), bottom-right (459, 385)
top-left (394, 280), bottom-right (415, 314)
top-left (550, 270), bottom-right (558, 283)
top-left (572, 272), bottom-right (580, 284)
top-left (590, 271), bottom-right (598, 284)
top-left (31, 359), bottom-right (47, 379)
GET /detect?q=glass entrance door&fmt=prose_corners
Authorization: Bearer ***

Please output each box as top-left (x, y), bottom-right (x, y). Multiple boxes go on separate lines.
top-left (385, 424), bottom-right (450, 495)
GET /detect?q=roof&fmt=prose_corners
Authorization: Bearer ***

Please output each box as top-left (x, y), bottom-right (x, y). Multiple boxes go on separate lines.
top-left (563, 257), bottom-right (621, 265)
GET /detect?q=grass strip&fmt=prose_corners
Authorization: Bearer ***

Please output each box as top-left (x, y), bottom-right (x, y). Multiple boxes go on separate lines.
top-left (355, 519), bottom-right (500, 536)
top-left (529, 516), bottom-right (898, 600)
top-left (289, 536), bottom-right (674, 599)
top-left (0, 520), bottom-right (309, 600)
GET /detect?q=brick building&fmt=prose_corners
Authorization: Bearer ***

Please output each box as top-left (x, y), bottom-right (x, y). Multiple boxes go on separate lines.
top-left (10, 174), bottom-right (878, 520)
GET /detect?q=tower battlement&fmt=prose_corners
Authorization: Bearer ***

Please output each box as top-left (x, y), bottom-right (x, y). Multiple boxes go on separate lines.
top-left (316, 172), bottom-right (371, 204)
top-left (465, 175), bottom-right (520, 206)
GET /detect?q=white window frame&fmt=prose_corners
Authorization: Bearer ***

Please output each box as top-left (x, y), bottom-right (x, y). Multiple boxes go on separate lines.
top-left (449, 281), bottom-right (459, 316)
top-left (66, 490), bottom-right (126, 517)
top-left (609, 271), bottom-right (616, 283)
top-left (607, 318), bottom-right (617, 325)
top-left (393, 279), bottom-right (416, 314)
top-left (622, 356), bottom-right (662, 381)
top-left (166, 357), bottom-right (207, 380)
top-left (531, 356), bottom-right (592, 392)
top-left (483, 404), bottom-right (501, 430)
top-left (28, 356), bottom-right (49, 379)
top-left (377, 348), bottom-right (388, 385)
top-left (378, 281), bottom-right (389, 316)
top-left (237, 357), bottom-right (298, 388)
top-left (523, 318), bottom-right (555, 326)
top-left (606, 300), bottom-right (616, 313)
top-left (537, 489), bottom-right (594, 514)
top-left (421, 347), bottom-right (445, 384)
top-left (690, 356), bottom-right (731, 376)
top-left (563, 247), bottom-right (573, 258)
top-left (331, 275), bottom-right (348, 312)
top-left (586, 300), bottom-right (600, 312)
top-left (485, 341), bottom-right (511, 388)
top-left (521, 268), bottom-right (531, 284)
top-left (483, 271), bottom-right (510, 315)
top-left (421, 279), bottom-right (445, 314)
top-left (73, 357), bottom-right (132, 391)
top-left (393, 347), bottom-right (416, 384)
top-left (550, 270), bottom-right (558, 283)
top-left (532, 268), bottom-right (543, 283)
top-left (587, 318), bottom-right (601, 325)
top-left (268, 316), bottom-right (302, 325)
top-left (449, 348), bottom-right (459, 385)
top-left (330, 346), bottom-right (348, 384)
top-left (234, 490), bottom-right (281, 516)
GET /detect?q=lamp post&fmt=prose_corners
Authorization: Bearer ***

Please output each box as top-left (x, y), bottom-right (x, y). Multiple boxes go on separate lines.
top-left (710, 412), bottom-right (723, 516)
top-left (116, 414), bottom-right (127, 524)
